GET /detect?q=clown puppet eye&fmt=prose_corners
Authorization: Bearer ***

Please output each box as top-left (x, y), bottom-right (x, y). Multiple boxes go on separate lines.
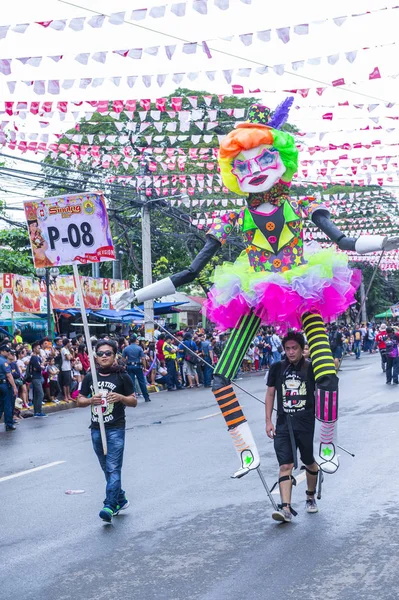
top-left (255, 148), bottom-right (279, 170)
top-left (232, 159), bottom-right (252, 182)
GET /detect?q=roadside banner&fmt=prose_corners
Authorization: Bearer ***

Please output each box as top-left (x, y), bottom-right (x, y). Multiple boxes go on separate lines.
top-left (49, 275), bottom-right (76, 310)
top-left (0, 273), bottom-right (14, 318)
top-left (107, 278), bottom-right (130, 309)
top-left (13, 274), bottom-right (46, 313)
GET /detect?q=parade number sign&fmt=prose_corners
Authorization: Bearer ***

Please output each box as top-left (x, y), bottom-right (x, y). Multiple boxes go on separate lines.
top-left (24, 192), bottom-right (115, 267)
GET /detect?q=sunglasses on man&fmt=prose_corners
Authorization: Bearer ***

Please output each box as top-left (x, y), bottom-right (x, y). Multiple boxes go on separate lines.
top-left (96, 350), bottom-right (115, 357)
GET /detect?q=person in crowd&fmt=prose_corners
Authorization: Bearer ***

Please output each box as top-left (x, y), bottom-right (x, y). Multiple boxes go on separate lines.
top-left (242, 343), bottom-right (255, 372)
top-left (146, 341), bottom-right (157, 385)
top-left (270, 329), bottom-right (282, 365)
top-left (213, 334), bottom-right (226, 362)
top-left (360, 322), bottom-right (367, 349)
top-left (42, 358), bottom-right (51, 403)
top-left (253, 343), bottom-right (260, 371)
top-left (7, 347), bottom-right (22, 424)
top-left (153, 324), bottom-right (161, 341)
top-left (78, 338), bottom-right (137, 523)
top-left (261, 332), bottom-right (272, 369)
top-left (154, 360), bottom-right (171, 388)
top-left (30, 341), bottom-right (47, 418)
top-left (163, 334), bottom-right (183, 391)
top-left (0, 344), bottom-right (18, 430)
top-left (384, 326), bottom-right (399, 385)
top-left (329, 324), bottom-right (344, 370)
top-left (210, 337), bottom-right (219, 366)
top-left (265, 332), bottom-right (319, 523)
top-left (47, 356), bottom-right (60, 403)
top-left (375, 322), bottom-right (388, 373)
top-left (193, 334), bottom-right (204, 384)
top-left (179, 333), bottom-right (199, 389)
top-left (77, 343), bottom-right (90, 375)
top-left (13, 329), bottom-right (23, 345)
top-left (364, 322), bottom-right (376, 354)
top-left (117, 337), bottom-right (128, 354)
top-left (52, 337), bottom-right (63, 400)
top-left (16, 347), bottom-right (29, 408)
top-left (60, 338), bottom-right (73, 402)
top-left (156, 333), bottom-right (166, 367)
top-left (199, 333), bottom-right (214, 387)
top-left (122, 335), bottom-right (151, 402)
top-left (352, 323), bottom-right (362, 360)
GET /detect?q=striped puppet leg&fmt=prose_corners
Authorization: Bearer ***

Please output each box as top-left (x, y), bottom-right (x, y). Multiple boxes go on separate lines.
top-left (302, 312), bottom-right (340, 474)
top-left (213, 311), bottom-right (261, 478)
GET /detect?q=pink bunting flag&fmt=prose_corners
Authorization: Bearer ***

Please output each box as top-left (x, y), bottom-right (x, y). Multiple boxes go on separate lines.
top-left (369, 67), bottom-right (381, 80)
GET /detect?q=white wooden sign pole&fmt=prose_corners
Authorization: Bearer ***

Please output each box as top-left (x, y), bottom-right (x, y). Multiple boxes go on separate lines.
top-left (73, 263), bottom-right (107, 455)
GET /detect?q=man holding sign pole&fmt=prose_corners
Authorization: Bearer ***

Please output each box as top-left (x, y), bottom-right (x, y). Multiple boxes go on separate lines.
top-left (24, 192), bottom-right (116, 458)
top-left (78, 339), bottom-right (137, 523)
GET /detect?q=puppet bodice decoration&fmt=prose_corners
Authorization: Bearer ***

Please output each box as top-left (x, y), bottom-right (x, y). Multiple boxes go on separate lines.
top-left (207, 194), bottom-right (324, 274)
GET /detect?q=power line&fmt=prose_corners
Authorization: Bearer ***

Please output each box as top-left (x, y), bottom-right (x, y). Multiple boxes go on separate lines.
top-left (58, 0), bottom-right (397, 105)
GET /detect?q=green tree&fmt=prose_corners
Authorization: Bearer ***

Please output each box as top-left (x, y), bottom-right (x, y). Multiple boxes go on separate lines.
top-left (0, 228), bottom-right (36, 276)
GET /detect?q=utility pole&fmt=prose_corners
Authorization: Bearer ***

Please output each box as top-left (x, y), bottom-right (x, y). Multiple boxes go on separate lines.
top-left (139, 152), bottom-right (154, 340)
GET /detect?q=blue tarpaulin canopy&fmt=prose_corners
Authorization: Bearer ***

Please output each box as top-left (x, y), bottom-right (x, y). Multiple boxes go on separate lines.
top-left (55, 308), bottom-right (142, 322)
top-left (138, 301), bottom-right (188, 315)
top-left (91, 309), bottom-right (144, 322)
top-left (55, 302), bottom-right (187, 322)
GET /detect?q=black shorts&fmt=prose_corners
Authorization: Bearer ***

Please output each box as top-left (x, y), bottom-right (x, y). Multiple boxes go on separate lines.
top-left (332, 346), bottom-right (343, 359)
top-left (60, 370), bottom-right (72, 387)
top-left (274, 420), bottom-right (315, 466)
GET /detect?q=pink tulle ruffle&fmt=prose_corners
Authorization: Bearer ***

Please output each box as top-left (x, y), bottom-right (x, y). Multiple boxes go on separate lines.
top-left (204, 268), bottom-right (361, 331)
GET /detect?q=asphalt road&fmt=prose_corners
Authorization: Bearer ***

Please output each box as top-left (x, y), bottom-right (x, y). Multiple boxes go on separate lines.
top-left (1, 353), bottom-right (399, 600)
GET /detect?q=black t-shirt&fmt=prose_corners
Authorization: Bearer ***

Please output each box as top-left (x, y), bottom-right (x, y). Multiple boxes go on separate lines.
top-left (30, 355), bottom-right (43, 379)
top-left (80, 370), bottom-right (134, 429)
top-left (329, 330), bottom-right (343, 350)
top-left (267, 358), bottom-right (315, 430)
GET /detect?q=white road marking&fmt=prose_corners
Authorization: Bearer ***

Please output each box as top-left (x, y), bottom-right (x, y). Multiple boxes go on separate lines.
top-left (197, 412), bottom-right (220, 420)
top-left (272, 470), bottom-right (306, 494)
top-left (0, 460), bottom-right (66, 483)
top-left (197, 405), bottom-right (246, 421)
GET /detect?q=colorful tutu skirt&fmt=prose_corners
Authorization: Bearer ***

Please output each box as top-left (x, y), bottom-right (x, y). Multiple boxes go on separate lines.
top-left (203, 243), bottom-right (361, 331)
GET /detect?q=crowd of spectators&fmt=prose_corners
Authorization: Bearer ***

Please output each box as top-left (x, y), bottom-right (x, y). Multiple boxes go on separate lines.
top-left (0, 318), bottom-right (394, 429)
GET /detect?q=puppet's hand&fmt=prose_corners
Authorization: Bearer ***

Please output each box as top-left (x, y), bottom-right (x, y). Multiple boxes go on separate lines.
top-left (382, 236), bottom-right (399, 252)
top-left (112, 288), bottom-right (136, 310)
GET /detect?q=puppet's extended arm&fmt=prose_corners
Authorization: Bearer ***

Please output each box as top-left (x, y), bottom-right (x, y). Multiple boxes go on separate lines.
top-left (312, 209), bottom-right (399, 254)
top-left (113, 236), bottom-right (221, 309)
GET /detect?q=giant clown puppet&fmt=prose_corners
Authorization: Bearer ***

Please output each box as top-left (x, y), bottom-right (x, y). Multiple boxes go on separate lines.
top-left (113, 99), bottom-right (399, 479)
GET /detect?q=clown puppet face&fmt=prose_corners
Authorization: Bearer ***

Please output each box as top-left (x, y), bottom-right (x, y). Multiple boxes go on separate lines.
top-left (231, 144), bottom-right (286, 193)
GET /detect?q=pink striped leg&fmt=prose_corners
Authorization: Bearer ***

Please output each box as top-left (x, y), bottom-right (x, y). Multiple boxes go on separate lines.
top-left (315, 389), bottom-right (339, 474)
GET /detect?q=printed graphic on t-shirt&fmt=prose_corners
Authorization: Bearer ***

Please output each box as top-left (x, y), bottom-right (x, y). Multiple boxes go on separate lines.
top-left (88, 379), bottom-right (119, 424)
top-left (282, 371), bottom-right (308, 413)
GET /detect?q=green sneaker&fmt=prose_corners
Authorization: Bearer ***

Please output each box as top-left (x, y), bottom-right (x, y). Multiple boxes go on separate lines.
top-left (99, 507), bottom-right (113, 523)
top-left (114, 499), bottom-right (130, 516)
